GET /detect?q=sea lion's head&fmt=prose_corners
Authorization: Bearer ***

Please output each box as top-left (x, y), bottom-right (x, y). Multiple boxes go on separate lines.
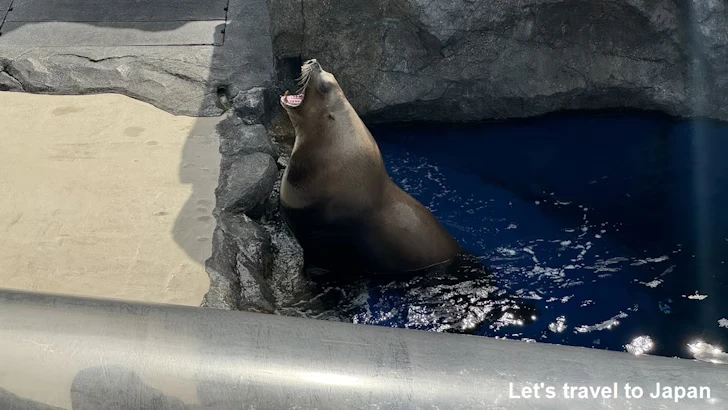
top-left (280, 59), bottom-right (347, 127)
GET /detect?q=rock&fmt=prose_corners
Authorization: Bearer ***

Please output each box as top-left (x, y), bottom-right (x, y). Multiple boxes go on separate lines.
top-left (263, 218), bottom-right (306, 308)
top-left (269, 0), bottom-right (728, 122)
top-left (238, 257), bottom-right (276, 313)
top-left (4, 54), bottom-right (222, 117)
top-left (202, 226), bottom-right (243, 310)
top-left (0, 387), bottom-right (63, 410)
top-left (201, 266), bottom-right (241, 310)
top-left (265, 110), bottom-right (296, 147)
top-left (204, 213), bottom-right (276, 313)
top-left (217, 112), bottom-right (276, 165)
top-left (205, 105), bottom-right (284, 314)
top-left (275, 154), bottom-right (289, 170)
top-left (261, 174), bottom-right (307, 307)
top-left (0, 71), bottom-right (24, 92)
top-left (0, 0), bottom-right (276, 116)
top-left (215, 152), bottom-right (278, 218)
top-left (219, 212), bottom-right (276, 312)
top-left (233, 86), bottom-right (267, 125)
top-left (269, 0), bottom-right (305, 60)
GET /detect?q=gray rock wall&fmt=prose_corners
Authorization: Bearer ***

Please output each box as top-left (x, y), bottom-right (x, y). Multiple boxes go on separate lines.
top-left (270, 0), bottom-right (728, 122)
top-left (202, 92), bottom-right (306, 312)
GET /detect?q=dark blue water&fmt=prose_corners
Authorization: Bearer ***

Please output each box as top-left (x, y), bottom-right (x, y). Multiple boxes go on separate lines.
top-left (287, 112), bottom-right (728, 359)
top-left (371, 112), bottom-right (727, 358)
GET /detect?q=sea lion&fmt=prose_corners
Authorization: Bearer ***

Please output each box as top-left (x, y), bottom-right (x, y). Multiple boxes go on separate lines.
top-left (279, 59), bottom-right (462, 275)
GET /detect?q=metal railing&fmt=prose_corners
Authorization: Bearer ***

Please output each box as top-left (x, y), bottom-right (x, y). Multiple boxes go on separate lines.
top-left (0, 289), bottom-right (724, 409)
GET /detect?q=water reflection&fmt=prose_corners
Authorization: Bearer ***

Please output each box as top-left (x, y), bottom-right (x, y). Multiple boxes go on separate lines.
top-left (357, 113), bottom-right (727, 359)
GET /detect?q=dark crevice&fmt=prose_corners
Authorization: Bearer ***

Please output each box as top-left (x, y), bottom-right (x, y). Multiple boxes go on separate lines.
top-left (0, 63), bottom-right (26, 91)
top-left (216, 86), bottom-right (232, 110)
top-left (0, 0), bottom-right (15, 31)
top-left (54, 54), bottom-right (138, 63)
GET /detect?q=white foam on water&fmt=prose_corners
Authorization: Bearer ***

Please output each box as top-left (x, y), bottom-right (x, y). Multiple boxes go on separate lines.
top-left (688, 341), bottom-right (728, 364)
top-left (625, 335), bottom-right (654, 356)
top-left (640, 279), bottom-right (663, 288)
top-left (631, 255), bottom-right (670, 266)
top-left (574, 311), bottom-right (629, 333)
top-left (684, 292), bottom-right (708, 300)
top-left (548, 316), bottom-right (567, 333)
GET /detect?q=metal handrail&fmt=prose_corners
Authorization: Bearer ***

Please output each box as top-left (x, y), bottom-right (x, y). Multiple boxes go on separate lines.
top-left (0, 289), bottom-right (724, 409)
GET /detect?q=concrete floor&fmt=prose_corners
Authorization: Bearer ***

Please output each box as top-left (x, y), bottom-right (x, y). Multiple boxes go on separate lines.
top-left (0, 91), bottom-right (220, 306)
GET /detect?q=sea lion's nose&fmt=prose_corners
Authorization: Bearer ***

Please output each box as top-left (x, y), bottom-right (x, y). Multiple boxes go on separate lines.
top-left (304, 59), bottom-right (321, 71)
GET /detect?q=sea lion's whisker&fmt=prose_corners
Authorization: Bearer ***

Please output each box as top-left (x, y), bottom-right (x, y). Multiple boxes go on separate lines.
top-left (295, 64), bottom-right (313, 95)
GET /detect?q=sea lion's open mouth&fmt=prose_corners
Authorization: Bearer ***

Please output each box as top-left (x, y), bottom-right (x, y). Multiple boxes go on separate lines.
top-left (281, 91), bottom-right (304, 108)
top-left (280, 59), bottom-right (318, 108)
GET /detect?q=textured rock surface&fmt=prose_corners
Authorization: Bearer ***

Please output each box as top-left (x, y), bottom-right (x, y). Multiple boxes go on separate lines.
top-left (217, 112), bottom-right (277, 168)
top-left (201, 222), bottom-right (243, 310)
top-left (1, 53), bottom-right (220, 115)
top-left (215, 152), bottom-right (278, 217)
top-left (203, 105), bottom-right (307, 312)
top-left (0, 0), bottom-right (275, 116)
top-left (204, 212), bottom-right (276, 312)
top-left (270, 0), bottom-right (728, 122)
top-left (203, 125), bottom-right (306, 313)
top-left (262, 175), bottom-right (307, 308)
top-left (200, 265), bottom-right (241, 310)
top-left (0, 69), bottom-right (23, 92)
top-left (233, 86), bottom-right (268, 124)
top-left (203, 78), bottom-right (304, 312)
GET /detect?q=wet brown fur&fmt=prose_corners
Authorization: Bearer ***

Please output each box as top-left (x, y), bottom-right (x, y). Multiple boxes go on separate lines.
top-left (280, 60), bottom-right (462, 274)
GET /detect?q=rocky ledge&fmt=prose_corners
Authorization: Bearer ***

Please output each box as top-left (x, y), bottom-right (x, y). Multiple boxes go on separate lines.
top-left (270, 0), bottom-right (728, 123)
top-left (201, 89), bottom-right (308, 312)
top-left (0, 0), bottom-right (274, 117)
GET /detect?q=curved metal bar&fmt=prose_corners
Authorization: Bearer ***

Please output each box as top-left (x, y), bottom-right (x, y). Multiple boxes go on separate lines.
top-left (0, 289), bottom-right (724, 409)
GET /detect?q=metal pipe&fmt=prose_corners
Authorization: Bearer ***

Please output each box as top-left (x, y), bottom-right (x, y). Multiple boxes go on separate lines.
top-left (0, 289), bottom-right (725, 409)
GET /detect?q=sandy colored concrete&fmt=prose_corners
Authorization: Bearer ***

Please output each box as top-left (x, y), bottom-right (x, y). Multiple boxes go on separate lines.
top-left (0, 91), bottom-right (220, 306)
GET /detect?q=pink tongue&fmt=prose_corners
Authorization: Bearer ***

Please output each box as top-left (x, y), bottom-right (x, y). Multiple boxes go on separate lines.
top-left (286, 94), bottom-right (303, 104)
